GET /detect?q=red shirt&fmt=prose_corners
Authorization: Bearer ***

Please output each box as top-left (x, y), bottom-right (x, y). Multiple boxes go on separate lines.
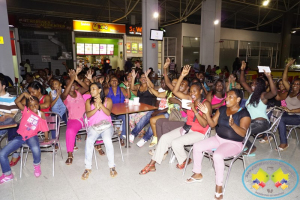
top-left (17, 107), bottom-right (49, 140)
top-left (186, 100), bottom-right (209, 134)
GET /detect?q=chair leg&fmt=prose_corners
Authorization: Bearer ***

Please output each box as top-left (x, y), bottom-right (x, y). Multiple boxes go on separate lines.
top-left (223, 159), bottom-right (236, 196)
top-left (242, 156), bottom-right (246, 171)
top-left (169, 149), bottom-right (175, 164)
top-left (294, 128), bottom-right (299, 144)
top-left (58, 142), bottom-right (63, 160)
top-left (20, 147), bottom-right (24, 178)
top-left (183, 147), bottom-right (193, 176)
top-left (53, 146), bottom-right (55, 177)
top-left (272, 135), bottom-right (281, 158)
top-left (117, 137), bottom-right (124, 162)
top-left (93, 148), bottom-right (98, 170)
top-left (267, 133), bottom-right (273, 150)
top-left (24, 148), bottom-right (29, 167)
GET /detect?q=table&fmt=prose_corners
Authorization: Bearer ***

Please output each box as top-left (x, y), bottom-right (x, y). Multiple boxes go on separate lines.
top-left (111, 103), bottom-right (158, 148)
top-left (0, 124), bottom-right (17, 130)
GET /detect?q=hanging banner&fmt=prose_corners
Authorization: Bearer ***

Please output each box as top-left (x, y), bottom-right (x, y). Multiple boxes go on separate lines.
top-left (18, 18), bottom-right (72, 30)
top-left (73, 20), bottom-right (126, 34)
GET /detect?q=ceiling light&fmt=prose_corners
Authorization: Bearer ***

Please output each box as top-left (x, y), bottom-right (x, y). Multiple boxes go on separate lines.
top-left (193, 52), bottom-right (199, 54)
top-left (195, 37), bottom-right (198, 40)
top-left (8, 25), bottom-right (14, 27)
top-left (214, 20), bottom-right (219, 25)
top-left (153, 12), bottom-right (159, 18)
top-left (248, 43), bottom-right (251, 44)
top-left (262, 0), bottom-right (269, 6)
top-left (291, 31), bottom-right (296, 33)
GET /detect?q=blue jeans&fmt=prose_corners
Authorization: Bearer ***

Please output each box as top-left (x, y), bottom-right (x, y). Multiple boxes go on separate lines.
top-left (111, 114), bottom-right (126, 139)
top-left (0, 135), bottom-right (41, 175)
top-left (85, 126), bottom-right (114, 169)
top-left (278, 112), bottom-right (300, 144)
top-left (131, 111), bottom-right (154, 139)
top-left (50, 112), bottom-right (68, 139)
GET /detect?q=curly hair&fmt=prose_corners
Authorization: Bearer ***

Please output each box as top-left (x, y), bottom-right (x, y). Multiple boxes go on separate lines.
top-left (248, 78), bottom-right (266, 107)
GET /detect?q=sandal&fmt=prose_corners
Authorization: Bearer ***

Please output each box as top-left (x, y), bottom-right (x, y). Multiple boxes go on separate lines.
top-left (185, 177), bottom-right (203, 184)
top-left (65, 156), bottom-right (73, 165)
top-left (176, 158), bottom-right (192, 169)
top-left (276, 144), bottom-right (289, 151)
top-left (81, 169), bottom-right (91, 180)
top-left (110, 167), bottom-right (118, 178)
top-left (214, 192), bottom-right (223, 200)
top-left (139, 164), bottom-right (156, 175)
top-left (95, 146), bottom-right (105, 156)
top-left (149, 136), bottom-right (157, 148)
top-left (259, 136), bottom-right (273, 144)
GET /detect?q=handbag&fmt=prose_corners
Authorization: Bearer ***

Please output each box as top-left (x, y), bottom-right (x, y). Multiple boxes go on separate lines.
top-left (13, 110), bottom-right (22, 124)
top-left (169, 108), bottom-right (182, 121)
top-left (91, 120), bottom-right (112, 132)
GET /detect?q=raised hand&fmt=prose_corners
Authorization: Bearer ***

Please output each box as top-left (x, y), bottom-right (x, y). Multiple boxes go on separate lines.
top-left (164, 58), bottom-right (171, 69)
top-left (56, 87), bottom-right (62, 96)
top-left (198, 102), bottom-right (208, 114)
top-left (131, 69), bottom-right (137, 79)
top-left (123, 77), bottom-right (129, 88)
top-left (76, 65), bottom-right (83, 75)
top-left (263, 69), bottom-right (271, 78)
top-left (145, 69), bottom-right (151, 77)
top-left (24, 92), bottom-right (34, 101)
top-left (241, 61), bottom-right (246, 70)
top-left (181, 65), bottom-right (191, 77)
top-left (69, 69), bottom-right (76, 81)
top-left (85, 69), bottom-right (93, 80)
top-left (229, 115), bottom-right (234, 127)
top-left (286, 59), bottom-right (295, 67)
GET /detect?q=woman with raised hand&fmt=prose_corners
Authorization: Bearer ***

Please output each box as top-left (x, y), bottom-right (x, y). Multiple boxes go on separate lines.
top-left (105, 76), bottom-right (130, 145)
top-left (239, 61), bottom-right (277, 154)
top-left (61, 69), bottom-right (89, 165)
top-left (277, 59), bottom-right (300, 151)
top-left (188, 89), bottom-right (251, 200)
top-left (139, 65), bottom-right (211, 174)
top-left (226, 73), bottom-right (241, 92)
top-left (81, 82), bottom-right (116, 180)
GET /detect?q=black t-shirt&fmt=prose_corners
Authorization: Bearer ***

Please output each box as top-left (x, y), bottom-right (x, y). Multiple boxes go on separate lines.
top-left (215, 106), bottom-right (250, 142)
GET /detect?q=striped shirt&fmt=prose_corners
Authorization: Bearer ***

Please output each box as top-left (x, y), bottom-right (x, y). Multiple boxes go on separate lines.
top-left (0, 93), bottom-right (18, 114)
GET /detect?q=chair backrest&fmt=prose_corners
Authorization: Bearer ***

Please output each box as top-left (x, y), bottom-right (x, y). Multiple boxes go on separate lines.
top-left (45, 112), bottom-right (61, 140)
top-left (83, 113), bottom-right (89, 132)
top-left (112, 119), bottom-right (123, 135)
top-left (268, 108), bottom-right (284, 133)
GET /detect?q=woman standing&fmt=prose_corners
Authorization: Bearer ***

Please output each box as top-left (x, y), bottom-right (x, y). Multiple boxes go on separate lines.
top-left (189, 89), bottom-right (251, 200)
top-left (277, 59), bottom-right (300, 151)
top-left (239, 61), bottom-right (277, 154)
top-left (61, 70), bottom-right (89, 165)
top-left (81, 82), bottom-right (116, 179)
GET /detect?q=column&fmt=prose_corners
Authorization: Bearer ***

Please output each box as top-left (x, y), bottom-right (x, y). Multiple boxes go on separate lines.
top-left (142, 0), bottom-right (158, 72)
top-left (0, 0), bottom-right (14, 79)
top-left (279, 11), bottom-right (293, 68)
top-left (200, 0), bottom-right (221, 68)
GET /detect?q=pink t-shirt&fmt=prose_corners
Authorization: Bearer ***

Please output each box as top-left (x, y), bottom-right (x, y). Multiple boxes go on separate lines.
top-left (83, 94), bottom-right (92, 102)
top-left (17, 107), bottom-right (49, 140)
top-left (88, 98), bottom-right (112, 127)
top-left (211, 94), bottom-right (226, 109)
top-left (64, 90), bottom-right (86, 120)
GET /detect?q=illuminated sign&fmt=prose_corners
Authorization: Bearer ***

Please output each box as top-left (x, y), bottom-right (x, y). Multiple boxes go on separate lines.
top-left (73, 20), bottom-right (126, 34)
top-left (126, 25), bottom-right (142, 36)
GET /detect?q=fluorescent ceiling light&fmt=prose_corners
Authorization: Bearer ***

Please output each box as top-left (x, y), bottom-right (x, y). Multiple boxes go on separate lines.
top-left (262, 0), bottom-right (269, 6)
top-left (214, 20), bottom-right (219, 25)
top-left (291, 31), bottom-right (296, 33)
top-left (153, 12), bottom-right (159, 18)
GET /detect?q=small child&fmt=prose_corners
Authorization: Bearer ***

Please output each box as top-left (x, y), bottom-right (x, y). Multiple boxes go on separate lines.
top-left (0, 93), bottom-right (49, 184)
top-left (49, 79), bottom-right (67, 139)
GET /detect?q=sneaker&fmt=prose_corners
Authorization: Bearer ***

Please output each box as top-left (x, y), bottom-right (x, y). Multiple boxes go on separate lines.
top-left (137, 139), bottom-right (147, 147)
top-left (34, 164), bottom-right (41, 177)
top-left (129, 134), bottom-right (135, 143)
top-left (0, 173), bottom-right (14, 184)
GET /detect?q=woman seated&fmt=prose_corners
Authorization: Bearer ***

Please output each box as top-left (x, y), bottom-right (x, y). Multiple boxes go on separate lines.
top-left (277, 59), bottom-right (300, 151)
top-left (187, 89), bottom-right (251, 200)
top-left (81, 82), bottom-right (116, 180)
top-left (139, 65), bottom-right (211, 174)
top-left (206, 79), bottom-right (226, 114)
top-left (226, 74), bottom-right (241, 92)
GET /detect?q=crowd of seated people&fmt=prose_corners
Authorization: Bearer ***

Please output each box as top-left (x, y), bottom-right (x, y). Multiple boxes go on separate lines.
top-left (0, 58), bottom-right (299, 200)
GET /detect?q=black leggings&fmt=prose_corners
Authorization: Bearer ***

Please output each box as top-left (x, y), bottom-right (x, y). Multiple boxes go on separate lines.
top-left (246, 119), bottom-right (270, 149)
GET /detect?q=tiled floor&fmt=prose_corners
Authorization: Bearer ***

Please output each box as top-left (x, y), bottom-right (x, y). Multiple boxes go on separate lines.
top-left (0, 127), bottom-right (300, 200)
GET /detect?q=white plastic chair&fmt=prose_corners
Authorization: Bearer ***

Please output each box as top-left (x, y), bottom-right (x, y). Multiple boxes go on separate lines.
top-left (20, 112), bottom-right (63, 178)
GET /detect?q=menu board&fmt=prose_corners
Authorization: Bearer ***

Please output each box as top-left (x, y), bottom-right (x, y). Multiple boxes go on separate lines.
top-left (92, 44), bottom-right (100, 55)
top-left (100, 44), bottom-right (107, 55)
top-left (139, 43), bottom-right (143, 52)
top-left (76, 43), bottom-right (85, 55)
top-left (132, 43), bottom-right (138, 54)
top-left (126, 43), bottom-right (131, 53)
top-left (85, 44), bottom-right (92, 54)
top-left (107, 44), bottom-right (114, 55)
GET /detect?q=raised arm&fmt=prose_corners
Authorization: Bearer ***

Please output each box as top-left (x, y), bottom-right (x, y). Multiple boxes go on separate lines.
top-left (163, 58), bottom-right (174, 90)
top-left (76, 74), bottom-right (89, 95)
top-left (15, 92), bottom-right (32, 111)
top-left (239, 61), bottom-right (252, 94)
top-left (130, 70), bottom-right (140, 91)
top-left (145, 69), bottom-right (154, 88)
top-left (261, 70), bottom-right (277, 102)
top-left (61, 70), bottom-right (76, 101)
top-left (282, 59), bottom-right (295, 91)
top-left (229, 114), bottom-right (251, 137)
top-left (147, 80), bottom-right (167, 98)
top-left (173, 65), bottom-right (192, 100)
